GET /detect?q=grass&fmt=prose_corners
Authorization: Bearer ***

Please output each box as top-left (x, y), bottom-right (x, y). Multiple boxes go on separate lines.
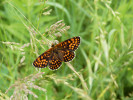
top-left (0, 0), bottom-right (133, 100)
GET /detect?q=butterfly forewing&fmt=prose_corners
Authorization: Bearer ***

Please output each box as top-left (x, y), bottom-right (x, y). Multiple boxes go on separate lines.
top-left (33, 50), bottom-right (51, 68)
top-left (55, 36), bottom-right (80, 51)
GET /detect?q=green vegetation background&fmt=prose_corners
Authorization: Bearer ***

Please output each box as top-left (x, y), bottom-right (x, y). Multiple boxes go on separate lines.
top-left (0, 0), bottom-right (133, 100)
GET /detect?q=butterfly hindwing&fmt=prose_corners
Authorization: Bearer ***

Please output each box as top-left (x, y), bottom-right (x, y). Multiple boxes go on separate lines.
top-left (63, 50), bottom-right (75, 62)
top-left (49, 54), bottom-right (62, 70)
top-left (57, 50), bottom-right (75, 62)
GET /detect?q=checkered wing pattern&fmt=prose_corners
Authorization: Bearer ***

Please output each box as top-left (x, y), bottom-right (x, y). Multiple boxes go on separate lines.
top-left (33, 50), bottom-right (51, 68)
top-left (58, 50), bottom-right (75, 62)
top-left (55, 36), bottom-right (80, 51)
top-left (49, 55), bottom-right (62, 70)
top-left (63, 50), bottom-right (75, 62)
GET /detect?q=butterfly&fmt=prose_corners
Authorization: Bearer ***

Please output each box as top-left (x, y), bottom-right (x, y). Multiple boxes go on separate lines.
top-left (33, 36), bottom-right (80, 70)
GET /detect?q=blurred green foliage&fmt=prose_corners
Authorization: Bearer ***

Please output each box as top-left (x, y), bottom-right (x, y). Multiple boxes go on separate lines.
top-left (0, 0), bottom-right (133, 100)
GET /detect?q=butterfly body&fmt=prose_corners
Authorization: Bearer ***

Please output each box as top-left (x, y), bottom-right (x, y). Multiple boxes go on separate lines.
top-left (33, 36), bottom-right (80, 70)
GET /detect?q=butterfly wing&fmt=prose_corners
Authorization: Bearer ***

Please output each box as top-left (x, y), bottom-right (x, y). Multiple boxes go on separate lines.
top-left (55, 36), bottom-right (80, 51)
top-left (63, 50), bottom-right (75, 62)
top-left (57, 50), bottom-right (75, 62)
top-left (48, 54), bottom-right (62, 70)
top-left (33, 50), bottom-right (51, 68)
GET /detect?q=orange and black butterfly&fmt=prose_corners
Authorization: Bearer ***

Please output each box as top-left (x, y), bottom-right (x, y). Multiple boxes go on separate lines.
top-left (33, 36), bottom-right (80, 70)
